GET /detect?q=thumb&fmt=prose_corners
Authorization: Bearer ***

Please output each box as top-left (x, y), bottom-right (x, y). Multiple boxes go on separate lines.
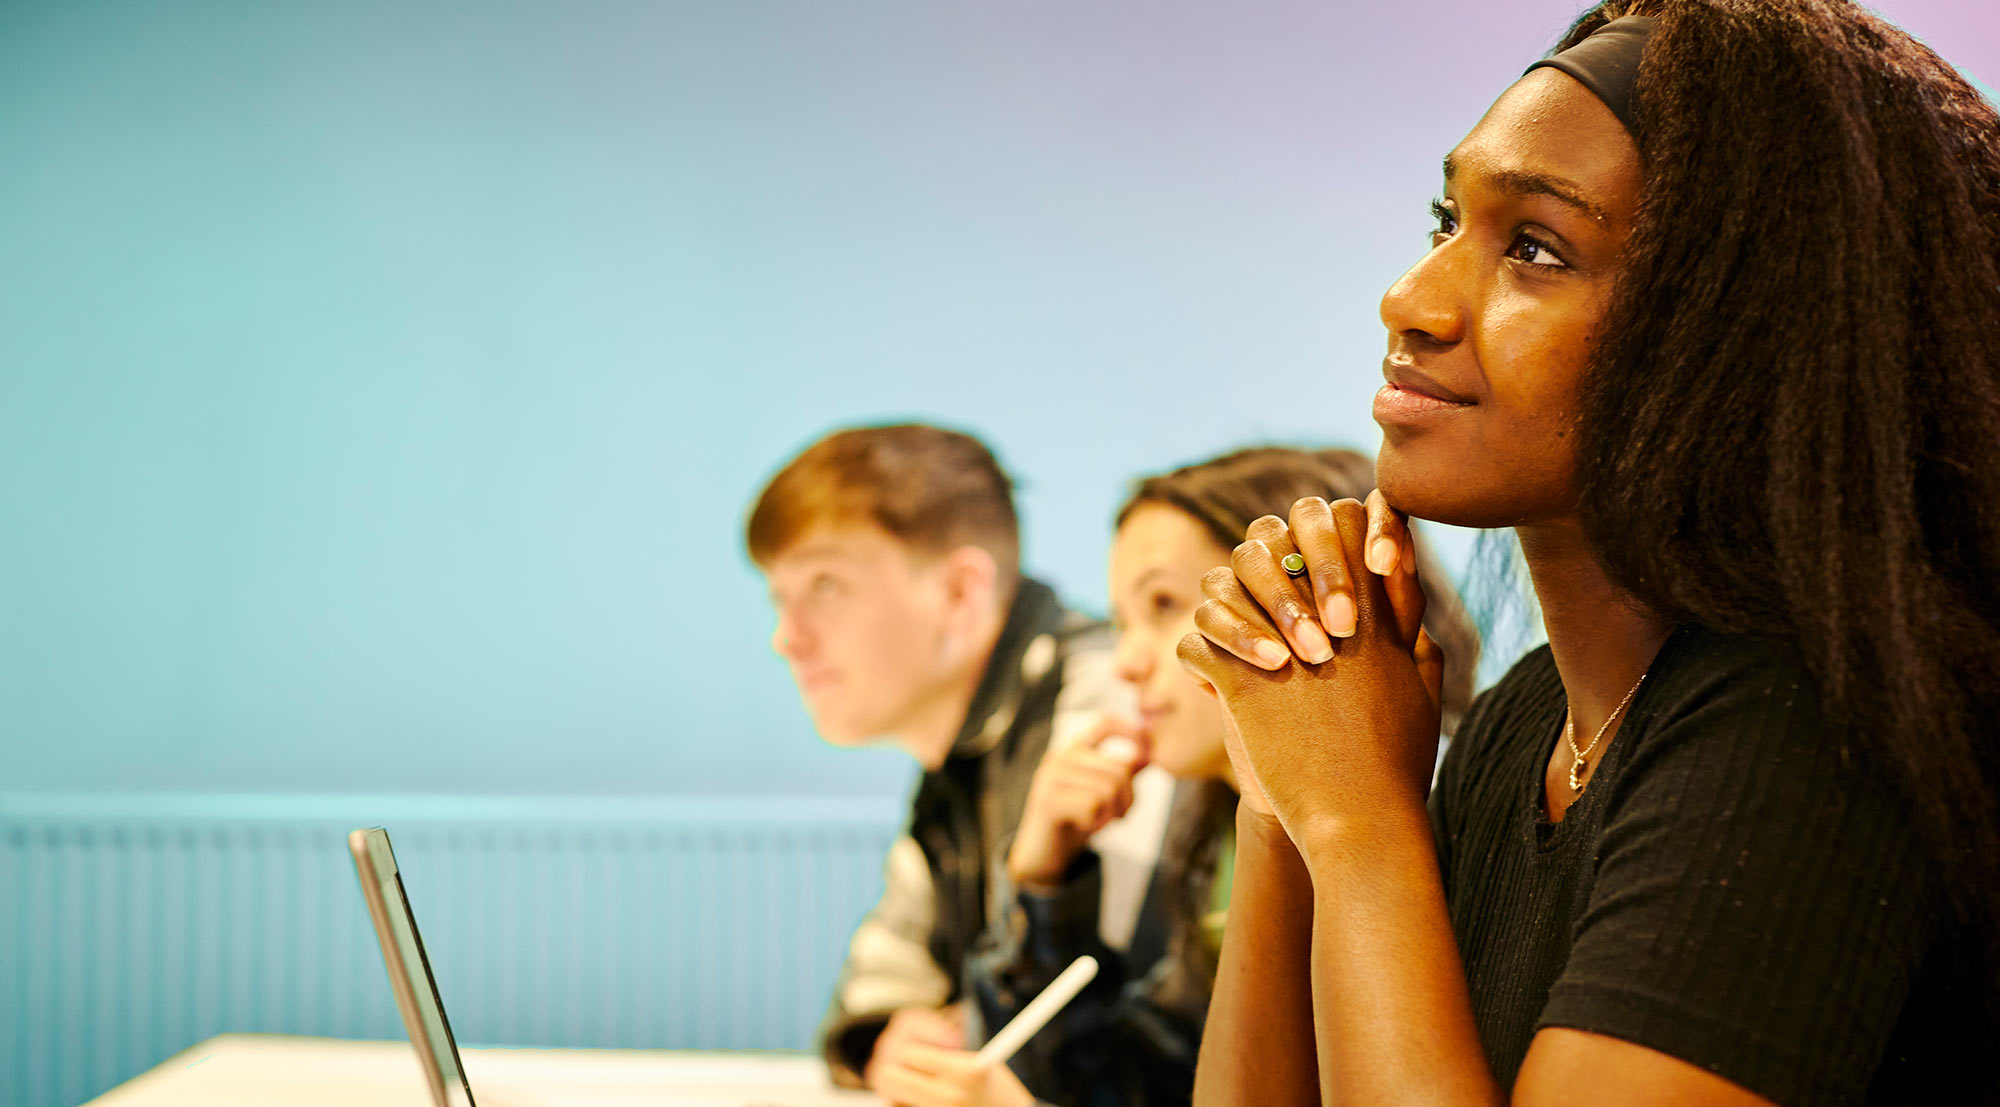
top-left (1384, 550), bottom-right (1427, 649)
top-left (1092, 724), bottom-right (1149, 771)
top-left (1063, 709), bottom-right (1141, 751)
top-left (1414, 627), bottom-right (1445, 711)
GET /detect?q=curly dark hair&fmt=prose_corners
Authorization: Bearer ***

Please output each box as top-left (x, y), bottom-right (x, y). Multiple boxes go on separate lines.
top-left (1564, 0), bottom-right (2000, 928)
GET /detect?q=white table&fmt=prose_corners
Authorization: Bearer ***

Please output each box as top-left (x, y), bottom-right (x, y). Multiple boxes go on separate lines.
top-left (85, 1034), bottom-right (881, 1107)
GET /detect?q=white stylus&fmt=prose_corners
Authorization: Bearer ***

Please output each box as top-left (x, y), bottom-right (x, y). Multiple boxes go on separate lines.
top-left (973, 955), bottom-right (1100, 1068)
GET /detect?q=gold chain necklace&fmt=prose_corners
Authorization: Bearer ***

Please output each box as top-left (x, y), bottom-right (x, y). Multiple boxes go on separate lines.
top-left (1564, 671), bottom-right (1648, 794)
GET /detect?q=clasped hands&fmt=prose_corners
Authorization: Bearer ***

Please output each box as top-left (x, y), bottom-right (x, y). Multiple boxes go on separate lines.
top-left (1176, 492), bottom-right (1446, 856)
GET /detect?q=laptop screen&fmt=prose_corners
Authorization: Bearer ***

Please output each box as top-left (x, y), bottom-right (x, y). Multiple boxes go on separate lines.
top-left (351, 827), bottom-right (477, 1107)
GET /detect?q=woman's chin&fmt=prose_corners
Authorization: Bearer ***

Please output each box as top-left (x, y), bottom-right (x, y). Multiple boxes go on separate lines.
top-left (1377, 447), bottom-right (1522, 530)
top-left (1146, 737), bottom-right (1200, 780)
top-left (1147, 747), bottom-right (1191, 779)
top-left (1378, 434), bottom-right (1576, 530)
top-left (1147, 734), bottom-right (1231, 783)
top-left (1375, 446), bottom-right (1462, 523)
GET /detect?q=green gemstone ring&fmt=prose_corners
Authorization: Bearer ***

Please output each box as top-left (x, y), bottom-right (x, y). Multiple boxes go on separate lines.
top-left (1280, 552), bottom-right (1307, 578)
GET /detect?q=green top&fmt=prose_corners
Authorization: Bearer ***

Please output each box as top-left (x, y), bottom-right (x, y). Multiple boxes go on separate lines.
top-left (1200, 820), bottom-right (1236, 954)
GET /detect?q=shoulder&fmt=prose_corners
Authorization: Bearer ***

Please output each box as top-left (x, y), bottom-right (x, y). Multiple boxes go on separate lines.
top-left (1589, 623), bottom-right (1902, 860)
top-left (1011, 578), bottom-right (1115, 689)
top-left (1045, 598), bottom-right (1123, 718)
top-left (1612, 624), bottom-right (1840, 784)
top-left (1051, 601), bottom-right (1115, 666)
top-left (1636, 623), bottom-right (1823, 724)
top-left (962, 583), bottom-right (1111, 752)
top-left (1594, 623), bottom-right (1912, 884)
top-left (1545, 626), bottom-right (1944, 1104)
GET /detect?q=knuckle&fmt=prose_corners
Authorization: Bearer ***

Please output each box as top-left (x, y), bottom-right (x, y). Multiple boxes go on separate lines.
top-left (1176, 630), bottom-right (1211, 666)
top-left (1290, 495), bottom-right (1331, 526)
top-left (1245, 514), bottom-right (1289, 542)
top-left (1314, 553), bottom-right (1351, 585)
top-left (1200, 565), bottom-right (1238, 593)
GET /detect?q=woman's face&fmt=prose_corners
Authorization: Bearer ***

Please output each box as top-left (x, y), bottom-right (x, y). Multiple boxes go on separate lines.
top-left (1108, 504), bottom-right (1235, 783)
top-left (1374, 68), bottom-right (1644, 529)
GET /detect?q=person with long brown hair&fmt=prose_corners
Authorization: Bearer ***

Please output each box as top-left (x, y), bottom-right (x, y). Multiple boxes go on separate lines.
top-left (892, 447), bottom-right (1476, 1107)
top-left (1180, 2), bottom-right (2000, 1104)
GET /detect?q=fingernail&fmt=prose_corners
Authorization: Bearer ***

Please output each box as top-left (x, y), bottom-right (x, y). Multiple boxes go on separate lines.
top-left (1369, 538), bottom-right (1399, 576)
top-left (1297, 618), bottom-right (1334, 663)
top-left (1255, 640), bottom-right (1290, 668)
top-left (1326, 594), bottom-right (1357, 638)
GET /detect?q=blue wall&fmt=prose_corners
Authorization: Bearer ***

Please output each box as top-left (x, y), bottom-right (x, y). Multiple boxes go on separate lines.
top-left (3, 2), bottom-right (1993, 793)
top-left (2, 3), bottom-right (1993, 1103)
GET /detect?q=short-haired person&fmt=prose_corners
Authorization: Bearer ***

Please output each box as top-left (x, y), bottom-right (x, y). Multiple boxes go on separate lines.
top-left (1185, 3), bottom-right (2000, 1104)
top-left (886, 447), bottom-right (1480, 1107)
top-left (746, 424), bottom-right (1169, 1094)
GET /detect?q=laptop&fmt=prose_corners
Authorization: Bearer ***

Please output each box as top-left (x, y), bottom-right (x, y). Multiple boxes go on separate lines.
top-left (347, 826), bottom-right (872, 1107)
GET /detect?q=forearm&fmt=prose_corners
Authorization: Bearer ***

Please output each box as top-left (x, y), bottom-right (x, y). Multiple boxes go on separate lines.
top-left (967, 853), bottom-right (1124, 1106)
top-left (1193, 807), bottom-right (1319, 1107)
top-left (1301, 807), bottom-right (1499, 1106)
top-left (824, 836), bottom-right (954, 1083)
top-left (975, 850), bottom-right (1110, 998)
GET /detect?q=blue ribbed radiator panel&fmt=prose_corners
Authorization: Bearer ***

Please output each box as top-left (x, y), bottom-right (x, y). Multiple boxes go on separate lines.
top-left (0, 794), bottom-right (900, 1107)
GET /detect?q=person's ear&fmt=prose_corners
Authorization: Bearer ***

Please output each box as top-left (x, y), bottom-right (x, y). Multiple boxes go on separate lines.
top-left (937, 545), bottom-right (1000, 632)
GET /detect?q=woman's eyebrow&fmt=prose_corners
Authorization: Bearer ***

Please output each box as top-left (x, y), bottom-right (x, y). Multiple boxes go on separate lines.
top-left (1442, 153), bottom-right (1610, 224)
top-left (1129, 566), bottom-right (1173, 594)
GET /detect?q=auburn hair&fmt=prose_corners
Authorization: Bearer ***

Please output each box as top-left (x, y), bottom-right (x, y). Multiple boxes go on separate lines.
top-left (746, 424), bottom-right (1022, 596)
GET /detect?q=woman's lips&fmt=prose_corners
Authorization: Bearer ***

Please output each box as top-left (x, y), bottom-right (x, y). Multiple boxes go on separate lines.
top-left (1374, 381), bottom-right (1475, 424)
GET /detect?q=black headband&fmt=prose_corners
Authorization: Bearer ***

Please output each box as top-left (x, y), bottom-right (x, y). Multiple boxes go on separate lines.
top-left (1524, 15), bottom-right (1657, 133)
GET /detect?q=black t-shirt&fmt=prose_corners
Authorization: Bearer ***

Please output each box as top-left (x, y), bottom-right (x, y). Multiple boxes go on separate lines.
top-left (1430, 624), bottom-right (1996, 1105)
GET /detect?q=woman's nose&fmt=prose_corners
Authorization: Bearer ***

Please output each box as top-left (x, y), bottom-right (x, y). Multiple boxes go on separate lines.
top-left (1380, 237), bottom-right (1468, 349)
top-left (1113, 629), bottom-right (1152, 685)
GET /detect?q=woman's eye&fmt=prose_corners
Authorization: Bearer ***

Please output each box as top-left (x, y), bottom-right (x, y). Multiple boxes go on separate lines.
top-left (1150, 592), bottom-right (1181, 619)
top-left (810, 575), bottom-right (844, 597)
top-left (1429, 199), bottom-right (1458, 238)
top-left (1507, 234), bottom-right (1567, 268)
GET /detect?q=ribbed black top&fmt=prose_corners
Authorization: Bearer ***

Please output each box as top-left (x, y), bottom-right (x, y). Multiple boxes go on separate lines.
top-left (1430, 624), bottom-right (1995, 1105)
